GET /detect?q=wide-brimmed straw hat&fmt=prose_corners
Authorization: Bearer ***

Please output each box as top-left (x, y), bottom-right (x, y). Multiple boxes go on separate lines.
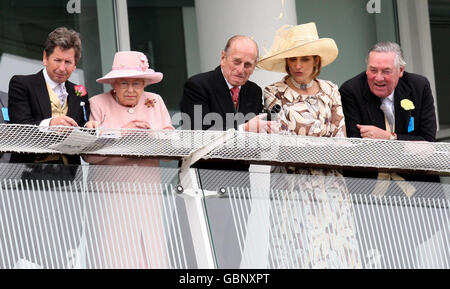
top-left (257, 23), bottom-right (338, 73)
top-left (97, 51), bottom-right (163, 85)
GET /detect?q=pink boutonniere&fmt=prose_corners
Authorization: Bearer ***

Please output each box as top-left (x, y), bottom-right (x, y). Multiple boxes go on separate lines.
top-left (74, 85), bottom-right (87, 97)
top-left (145, 98), bottom-right (157, 108)
top-left (75, 85), bottom-right (88, 121)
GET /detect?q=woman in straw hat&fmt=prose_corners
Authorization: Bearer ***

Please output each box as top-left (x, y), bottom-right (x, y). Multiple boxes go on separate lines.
top-left (258, 22), bottom-right (345, 141)
top-left (84, 51), bottom-right (173, 268)
top-left (258, 23), bottom-right (361, 268)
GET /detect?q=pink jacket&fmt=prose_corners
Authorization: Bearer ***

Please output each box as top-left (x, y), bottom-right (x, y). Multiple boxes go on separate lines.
top-left (84, 90), bottom-right (174, 166)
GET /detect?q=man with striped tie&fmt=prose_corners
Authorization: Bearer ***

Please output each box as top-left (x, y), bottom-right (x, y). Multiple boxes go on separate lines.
top-left (7, 27), bottom-right (94, 165)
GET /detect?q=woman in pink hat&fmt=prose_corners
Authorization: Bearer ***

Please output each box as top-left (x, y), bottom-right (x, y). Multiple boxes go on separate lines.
top-left (85, 51), bottom-right (174, 166)
top-left (84, 51), bottom-right (174, 269)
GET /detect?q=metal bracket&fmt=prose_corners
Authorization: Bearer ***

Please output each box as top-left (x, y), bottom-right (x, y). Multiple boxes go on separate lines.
top-left (181, 129), bottom-right (235, 169)
top-left (178, 168), bottom-right (217, 269)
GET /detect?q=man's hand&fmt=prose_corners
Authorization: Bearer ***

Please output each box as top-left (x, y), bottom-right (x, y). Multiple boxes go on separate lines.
top-left (50, 116), bottom-right (79, 127)
top-left (244, 114), bottom-right (280, 134)
top-left (357, 124), bottom-right (390, 139)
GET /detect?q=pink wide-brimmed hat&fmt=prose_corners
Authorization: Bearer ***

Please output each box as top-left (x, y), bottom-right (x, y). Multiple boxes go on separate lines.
top-left (96, 51), bottom-right (163, 85)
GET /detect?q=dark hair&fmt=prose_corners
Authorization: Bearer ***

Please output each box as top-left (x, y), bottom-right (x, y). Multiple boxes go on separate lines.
top-left (44, 27), bottom-right (82, 64)
top-left (224, 35), bottom-right (259, 61)
top-left (285, 55), bottom-right (322, 79)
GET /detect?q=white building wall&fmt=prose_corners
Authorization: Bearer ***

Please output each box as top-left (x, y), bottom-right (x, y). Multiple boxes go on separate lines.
top-left (194, 0), bottom-right (298, 89)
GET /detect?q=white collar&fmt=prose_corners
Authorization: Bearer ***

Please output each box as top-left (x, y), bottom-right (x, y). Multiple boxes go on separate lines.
top-left (221, 68), bottom-right (241, 90)
top-left (383, 91), bottom-right (395, 103)
top-left (43, 68), bottom-right (65, 90)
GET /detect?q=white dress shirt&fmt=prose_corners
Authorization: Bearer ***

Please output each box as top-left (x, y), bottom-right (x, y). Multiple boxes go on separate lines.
top-left (380, 91), bottom-right (395, 132)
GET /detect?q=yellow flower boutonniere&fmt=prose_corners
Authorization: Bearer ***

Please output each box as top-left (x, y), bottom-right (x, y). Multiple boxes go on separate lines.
top-left (401, 99), bottom-right (415, 133)
top-left (400, 99), bottom-right (415, 111)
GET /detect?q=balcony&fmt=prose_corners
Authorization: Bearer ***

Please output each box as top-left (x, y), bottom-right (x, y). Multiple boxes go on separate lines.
top-left (0, 124), bottom-right (448, 269)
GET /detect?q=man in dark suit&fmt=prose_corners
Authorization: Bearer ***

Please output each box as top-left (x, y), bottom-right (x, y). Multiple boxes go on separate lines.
top-left (180, 36), bottom-right (277, 268)
top-left (340, 41), bottom-right (438, 182)
top-left (181, 35), bottom-right (274, 133)
top-left (340, 42), bottom-right (436, 142)
top-left (180, 35), bottom-right (277, 172)
top-left (8, 27), bottom-right (93, 166)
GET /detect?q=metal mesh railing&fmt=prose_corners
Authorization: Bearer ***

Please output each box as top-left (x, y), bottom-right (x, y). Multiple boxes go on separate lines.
top-left (0, 124), bottom-right (449, 269)
top-left (0, 124), bottom-right (449, 174)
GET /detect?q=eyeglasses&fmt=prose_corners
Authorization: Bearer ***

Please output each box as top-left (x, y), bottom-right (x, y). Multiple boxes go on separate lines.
top-left (116, 81), bottom-right (145, 90)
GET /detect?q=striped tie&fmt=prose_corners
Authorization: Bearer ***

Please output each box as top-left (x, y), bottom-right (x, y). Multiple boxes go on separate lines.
top-left (231, 87), bottom-right (240, 109)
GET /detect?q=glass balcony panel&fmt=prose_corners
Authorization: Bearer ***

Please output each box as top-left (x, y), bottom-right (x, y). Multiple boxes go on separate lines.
top-left (0, 163), bottom-right (197, 269)
top-left (200, 168), bottom-right (449, 269)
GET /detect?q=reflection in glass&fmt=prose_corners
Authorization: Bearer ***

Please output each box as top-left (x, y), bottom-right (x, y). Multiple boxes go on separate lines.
top-left (0, 0), bottom-right (115, 96)
top-left (202, 170), bottom-right (449, 269)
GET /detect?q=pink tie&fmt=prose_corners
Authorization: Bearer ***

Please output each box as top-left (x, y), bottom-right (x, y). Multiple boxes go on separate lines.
top-left (231, 87), bottom-right (240, 109)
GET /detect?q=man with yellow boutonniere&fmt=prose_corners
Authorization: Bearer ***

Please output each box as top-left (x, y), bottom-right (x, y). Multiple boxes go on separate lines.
top-left (339, 41), bottom-right (439, 184)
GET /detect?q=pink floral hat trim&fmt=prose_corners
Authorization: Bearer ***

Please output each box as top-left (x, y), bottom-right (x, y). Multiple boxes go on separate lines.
top-left (96, 51), bottom-right (163, 86)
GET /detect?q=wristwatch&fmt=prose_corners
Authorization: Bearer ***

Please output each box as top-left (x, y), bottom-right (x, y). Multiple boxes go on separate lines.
top-left (389, 132), bottom-right (397, 140)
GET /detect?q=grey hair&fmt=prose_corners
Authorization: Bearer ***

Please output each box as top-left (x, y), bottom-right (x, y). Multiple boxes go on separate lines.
top-left (224, 35), bottom-right (259, 61)
top-left (366, 42), bottom-right (406, 69)
top-left (44, 27), bottom-right (82, 64)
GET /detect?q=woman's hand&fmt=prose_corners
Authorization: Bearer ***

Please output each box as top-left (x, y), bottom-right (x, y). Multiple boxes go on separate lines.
top-left (84, 120), bottom-right (100, 129)
top-left (122, 120), bottom-right (151, 130)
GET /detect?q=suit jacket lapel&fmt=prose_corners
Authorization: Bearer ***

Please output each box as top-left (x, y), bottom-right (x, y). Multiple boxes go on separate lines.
top-left (362, 82), bottom-right (385, 129)
top-left (213, 66), bottom-right (235, 114)
top-left (65, 81), bottom-right (80, 120)
top-left (238, 84), bottom-right (248, 113)
top-left (35, 70), bottom-right (52, 119)
top-left (394, 79), bottom-right (413, 134)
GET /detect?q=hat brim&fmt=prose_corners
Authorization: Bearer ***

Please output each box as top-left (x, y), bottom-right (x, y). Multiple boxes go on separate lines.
top-left (96, 69), bottom-right (163, 86)
top-left (257, 38), bottom-right (338, 73)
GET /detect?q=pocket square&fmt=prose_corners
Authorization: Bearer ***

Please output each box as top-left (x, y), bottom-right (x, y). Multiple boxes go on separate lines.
top-left (1, 107), bottom-right (9, 122)
top-left (408, 116), bottom-right (414, 133)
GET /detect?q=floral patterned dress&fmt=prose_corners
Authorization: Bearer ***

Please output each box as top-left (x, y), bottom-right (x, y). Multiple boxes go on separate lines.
top-left (263, 78), bottom-right (362, 268)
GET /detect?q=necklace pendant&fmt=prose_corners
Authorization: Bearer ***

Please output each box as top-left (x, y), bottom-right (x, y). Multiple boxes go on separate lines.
top-left (128, 108), bottom-right (135, 114)
top-left (290, 77), bottom-right (314, 90)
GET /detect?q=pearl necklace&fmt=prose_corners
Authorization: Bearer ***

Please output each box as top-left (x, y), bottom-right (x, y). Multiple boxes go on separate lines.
top-left (290, 77), bottom-right (314, 90)
top-left (112, 90), bottom-right (136, 114)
